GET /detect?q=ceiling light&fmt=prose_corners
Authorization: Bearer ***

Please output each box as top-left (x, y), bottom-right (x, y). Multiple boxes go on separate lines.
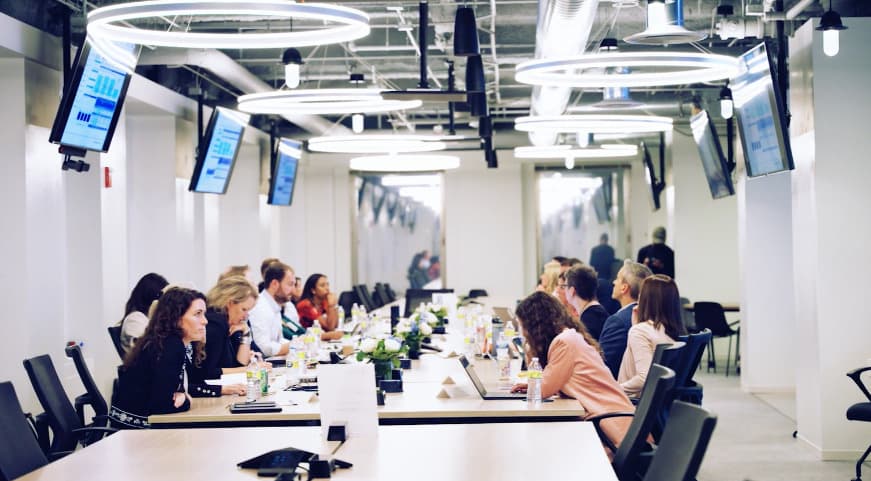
top-left (719, 82), bottom-right (733, 119)
top-left (237, 89), bottom-right (421, 115)
top-left (624, 0), bottom-right (706, 45)
top-left (565, 157), bottom-right (575, 169)
top-left (87, 0), bottom-right (371, 49)
top-left (350, 154), bottom-right (460, 172)
top-left (349, 73), bottom-right (365, 84)
top-left (282, 48), bottom-right (303, 89)
top-left (515, 115), bottom-right (673, 134)
top-left (453, 6), bottom-right (480, 57)
top-left (308, 135), bottom-right (447, 154)
top-left (599, 38), bottom-right (619, 51)
top-left (514, 144), bottom-right (639, 159)
top-left (381, 174), bottom-right (441, 187)
top-left (515, 52), bottom-right (739, 88)
top-left (352, 114), bottom-right (365, 134)
top-left (816, 0), bottom-right (847, 57)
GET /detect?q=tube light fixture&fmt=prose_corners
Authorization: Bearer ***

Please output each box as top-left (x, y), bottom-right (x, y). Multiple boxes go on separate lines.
top-left (719, 82), bottom-right (733, 119)
top-left (87, 0), bottom-right (371, 49)
top-left (282, 48), bottom-right (303, 88)
top-left (349, 154), bottom-right (460, 172)
top-left (308, 135), bottom-right (447, 154)
top-left (515, 115), bottom-right (673, 134)
top-left (238, 89), bottom-right (421, 115)
top-left (352, 114), bottom-right (365, 133)
top-left (514, 144), bottom-right (639, 159)
top-left (816, 0), bottom-right (847, 57)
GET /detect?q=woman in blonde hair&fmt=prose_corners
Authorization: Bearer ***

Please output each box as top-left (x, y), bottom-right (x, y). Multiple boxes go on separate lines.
top-left (536, 260), bottom-right (562, 295)
top-left (188, 276), bottom-right (267, 394)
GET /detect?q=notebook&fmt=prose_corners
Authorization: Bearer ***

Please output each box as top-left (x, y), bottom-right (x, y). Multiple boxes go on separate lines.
top-left (458, 355), bottom-right (525, 400)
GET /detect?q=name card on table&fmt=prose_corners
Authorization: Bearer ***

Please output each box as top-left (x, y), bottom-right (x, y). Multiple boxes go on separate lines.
top-left (318, 364), bottom-right (378, 441)
top-left (432, 292), bottom-right (458, 322)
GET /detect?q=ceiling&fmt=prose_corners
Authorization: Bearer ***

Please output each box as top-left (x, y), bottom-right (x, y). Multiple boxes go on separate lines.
top-left (3, 0), bottom-right (868, 140)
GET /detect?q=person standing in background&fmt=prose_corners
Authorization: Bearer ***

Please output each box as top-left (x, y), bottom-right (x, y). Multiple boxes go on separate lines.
top-left (589, 233), bottom-right (616, 280)
top-left (636, 226), bottom-right (675, 278)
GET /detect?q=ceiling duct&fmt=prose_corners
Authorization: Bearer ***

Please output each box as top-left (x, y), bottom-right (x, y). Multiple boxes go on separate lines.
top-left (624, 0), bottom-right (707, 45)
top-left (138, 48), bottom-right (349, 136)
top-left (528, 0), bottom-right (601, 146)
top-left (592, 67), bottom-right (642, 109)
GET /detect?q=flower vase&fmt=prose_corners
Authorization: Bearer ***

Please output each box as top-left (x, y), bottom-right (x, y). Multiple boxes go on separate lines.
top-left (406, 338), bottom-right (421, 360)
top-left (373, 360), bottom-right (393, 382)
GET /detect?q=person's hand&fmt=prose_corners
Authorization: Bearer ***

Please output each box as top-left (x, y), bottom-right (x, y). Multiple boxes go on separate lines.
top-left (172, 392), bottom-right (188, 408)
top-left (327, 292), bottom-right (338, 306)
top-left (510, 383), bottom-right (528, 394)
top-left (321, 330), bottom-right (344, 341)
top-left (228, 323), bottom-right (248, 335)
top-left (222, 384), bottom-right (246, 396)
top-left (258, 361), bottom-right (273, 371)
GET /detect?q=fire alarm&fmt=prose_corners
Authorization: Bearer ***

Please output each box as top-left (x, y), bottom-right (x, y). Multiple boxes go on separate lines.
top-left (104, 166), bottom-right (112, 188)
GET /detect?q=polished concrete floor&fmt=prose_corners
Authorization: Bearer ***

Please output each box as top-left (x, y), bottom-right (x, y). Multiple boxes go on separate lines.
top-left (694, 368), bottom-right (860, 481)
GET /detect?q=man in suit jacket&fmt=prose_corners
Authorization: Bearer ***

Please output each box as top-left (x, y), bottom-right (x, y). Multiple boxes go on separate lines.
top-left (599, 260), bottom-right (652, 378)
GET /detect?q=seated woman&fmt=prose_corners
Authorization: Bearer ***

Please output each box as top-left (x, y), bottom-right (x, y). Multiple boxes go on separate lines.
top-left (617, 274), bottom-right (687, 398)
top-left (110, 287), bottom-right (221, 429)
top-left (187, 276), bottom-right (263, 393)
top-left (118, 273), bottom-right (168, 355)
top-left (565, 265), bottom-right (610, 340)
top-left (536, 260), bottom-right (561, 295)
top-left (510, 292), bottom-right (635, 451)
top-left (295, 274), bottom-right (343, 341)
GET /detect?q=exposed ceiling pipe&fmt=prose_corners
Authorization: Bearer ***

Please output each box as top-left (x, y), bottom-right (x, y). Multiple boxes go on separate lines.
top-left (528, 0), bottom-right (601, 146)
top-left (763, 0), bottom-right (814, 21)
top-left (138, 48), bottom-right (350, 135)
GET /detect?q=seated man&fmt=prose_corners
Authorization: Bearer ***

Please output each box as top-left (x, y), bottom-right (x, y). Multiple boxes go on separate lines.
top-left (249, 262), bottom-right (294, 357)
top-left (599, 260), bottom-right (652, 378)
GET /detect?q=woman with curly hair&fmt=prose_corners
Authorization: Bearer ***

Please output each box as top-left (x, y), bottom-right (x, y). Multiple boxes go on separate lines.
top-left (110, 287), bottom-right (220, 429)
top-left (510, 291), bottom-right (634, 451)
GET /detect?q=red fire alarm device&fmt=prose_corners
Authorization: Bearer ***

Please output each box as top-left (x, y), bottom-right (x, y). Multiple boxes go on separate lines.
top-left (104, 166), bottom-right (112, 188)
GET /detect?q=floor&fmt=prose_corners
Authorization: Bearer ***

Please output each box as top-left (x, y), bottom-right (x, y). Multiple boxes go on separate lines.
top-left (694, 366), bottom-right (859, 481)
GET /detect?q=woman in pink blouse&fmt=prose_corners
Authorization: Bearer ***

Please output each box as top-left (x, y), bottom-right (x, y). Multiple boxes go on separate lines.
top-left (510, 292), bottom-right (635, 450)
top-left (617, 274), bottom-right (687, 398)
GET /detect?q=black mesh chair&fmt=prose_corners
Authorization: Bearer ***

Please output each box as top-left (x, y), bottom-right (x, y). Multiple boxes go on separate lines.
top-left (337, 291), bottom-right (358, 320)
top-left (588, 364), bottom-right (676, 481)
top-left (693, 301), bottom-right (740, 376)
top-left (674, 329), bottom-right (712, 405)
top-left (0, 382), bottom-right (49, 481)
top-left (384, 283), bottom-right (397, 303)
top-left (642, 401), bottom-right (718, 481)
top-left (353, 284), bottom-right (376, 311)
top-left (467, 289), bottom-right (488, 298)
top-left (650, 342), bottom-right (685, 442)
top-left (373, 283), bottom-right (390, 308)
top-left (847, 366), bottom-right (871, 481)
top-left (107, 326), bottom-right (125, 360)
top-left (64, 345), bottom-right (109, 428)
top-left (22, 355), bottom-right (115, 456)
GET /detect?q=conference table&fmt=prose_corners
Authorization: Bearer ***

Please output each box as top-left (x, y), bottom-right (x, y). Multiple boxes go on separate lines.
top-left (150, 297), bottom-right (587, 428)
top-left (17, 422), bottom-right (618, 481)
top-left (683, 302), bottom-right (740, 312)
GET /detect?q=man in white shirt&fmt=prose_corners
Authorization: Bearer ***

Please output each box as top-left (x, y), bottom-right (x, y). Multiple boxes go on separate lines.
top-left (249, 262), bottom-right (294, 357)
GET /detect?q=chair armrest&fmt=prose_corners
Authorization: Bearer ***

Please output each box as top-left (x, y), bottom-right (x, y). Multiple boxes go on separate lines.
top-left (47, 450), bottom-right (74, 461)
top-left (586, 411), bottom-right (636, 422)
top-left (847, 366), bottom-right (871, 401)
top-left (587, 412), bottom-right (635, 454)
top-left (72, 426), bottom-right (118, 446)
top-left (73, 393), bottom-right (94, 426)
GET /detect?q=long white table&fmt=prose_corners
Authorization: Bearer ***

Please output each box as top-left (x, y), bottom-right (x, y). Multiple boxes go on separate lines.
top-left (18, 423), bottom-right (618, 481)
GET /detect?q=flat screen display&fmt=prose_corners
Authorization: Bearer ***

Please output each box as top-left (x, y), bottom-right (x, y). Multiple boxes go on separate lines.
top-left (592, 186), bottom-right (610, 223)
top-left (49, 38), bottom-right (137, 153)
top-left (732, 42), bottom-right (794, 177)
top-left (690, 110), bottom-right (735, 199)
top-left (642, 142), bottom-right (661, 211)
top-left (189, 107), bottom-right (250, 194)
top-left (268, 139), bottom-right (302, 206)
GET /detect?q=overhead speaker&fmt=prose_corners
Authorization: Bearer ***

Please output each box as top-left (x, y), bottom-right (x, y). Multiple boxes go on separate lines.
top-left (465, 55), bottom-right (487, 117)
top-left (453, 6), bottom-right (480, 56)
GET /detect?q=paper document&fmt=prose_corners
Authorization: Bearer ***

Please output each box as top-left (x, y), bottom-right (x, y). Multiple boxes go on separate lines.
top-left (204, 373), bottom-right (246, 386)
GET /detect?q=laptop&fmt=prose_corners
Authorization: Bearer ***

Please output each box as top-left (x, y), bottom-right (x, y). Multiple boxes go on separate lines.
top-left (458, 355), bottom-right (526, 400)
top-left (492, 307), bottom-right (516, 326)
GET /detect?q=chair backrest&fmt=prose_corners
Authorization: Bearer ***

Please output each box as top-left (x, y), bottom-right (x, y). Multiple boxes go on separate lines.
top-left (847, 366), bottom-right (871, 402)
top-left (383, 283), bottom-right (397, 303)
top-left (337, 291), bottom-right (358, 319)
top-left (64, 345), bottom-right (108, 420)
top-left (375, 283), bottom-right (390, 306)
top-left (612, 364), bottom-right (676, 481)
top-left (22, 355), bottom-right (82, 453)
top-left (106, 326), bottom-right (125, 360)
top-left (652, 341), bottom-right (686, 372)
top-left (679, 296), bottom-right (696, 332)
top-left (692, 302), bottom-right (732, 336)
top-left (353, 284), bottom-right (376, 311)
top-left (675, 329), bottom-right (712, 388)
top-left (0, 382), bottom-right (48, 481)
top-left (642, 401), bottom-right (718, 481)
top-left (403, 288), bottom-right (455, 317)
top-left (468, 289), bottom-right (488, 298)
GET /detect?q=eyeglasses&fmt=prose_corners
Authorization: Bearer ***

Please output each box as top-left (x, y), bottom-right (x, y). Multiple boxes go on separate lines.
top-left (558, 284), bottom-right (568, 289)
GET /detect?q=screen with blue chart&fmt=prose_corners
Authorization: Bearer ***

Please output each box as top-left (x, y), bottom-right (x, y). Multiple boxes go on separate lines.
top-left (191, 108), bottom-right (249, 194)
top-left (50, 39), bottom-right (135, 153)
top-left (268, 139), bottom-right (301, 206)
top-left (690, 110), bottom-right (734, 199)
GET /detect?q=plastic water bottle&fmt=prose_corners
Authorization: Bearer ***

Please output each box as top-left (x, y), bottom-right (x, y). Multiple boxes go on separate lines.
top-left (496, 331), bottom-right (511, 388)
top-left (312, 319), bottom-right (323, 350)
top-left (246, 355), bottom-right (261, 402)
top-left (527, 357), bottom-right (542, 408)
top-left (351, 303), bottom-right (360, 323)
top-left (336, 305), bottom-right (345, 329)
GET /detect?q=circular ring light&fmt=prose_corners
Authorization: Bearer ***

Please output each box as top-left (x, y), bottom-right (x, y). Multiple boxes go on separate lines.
top-left (515, 115), bottom-right (673, 134)
top-left (308, 135), bottom-right (447, 154)
top-left (515, 52), bottom-right (740, 88)
top-left (87, 1), bottom-right (370, 49)
top-left (238, 89), bottom-right (421, 115)
top-left (350, 155), bottom-right (460, 172)
top-left (514, 144), bottom-right (639, 159)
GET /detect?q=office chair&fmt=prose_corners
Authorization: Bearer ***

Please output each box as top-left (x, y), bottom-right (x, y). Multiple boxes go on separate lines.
top-left (383, 283), bottom-right (397, 303)
top-left (22, 355), bottom-right (116, 456)
top-left (679, 296), bottom-right (696, 332)
top-left (373, 283), bottom-right (389, 309)
top-left (467, 289), bottom-right (488, 298)
top-left (353, 284), bottom-right (376, 311)
top-left (693, 301), bottom-right (740, 376)
top-left (847, 366), bottom-right (871, 481)
top-left (106, 326), bottom-right (125, 360)
top-left (674, 329), bottom-right (712, 405)
top-left (64, 345), bottom-right (109, 428)
top-left (641, 401), bottom-right (718, 481)
top-left (0, 382), bottom-right (49, 481)
top-left (337, 291), bottom-right (358, 319)
top-left (588, 364), bottom-right (676, 481)
top-left (650, 342), bottom-right (685, 442)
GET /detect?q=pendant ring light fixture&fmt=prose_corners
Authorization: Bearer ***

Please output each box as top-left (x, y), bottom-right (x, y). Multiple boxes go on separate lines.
top-left (308, 135), bottom-right (447, 154)
top-left (515, 115), bottom-right (673, 134)
top-left (237, 89), bottom-right (421, 115)
top-left (87, 0), bottom-right (371, 49)
top-left (514, 144), bottom-right (639, 159)
top-left (515, 52), bottom-right (740, 88)
top-left (349, 154), bottom-right (461, 172)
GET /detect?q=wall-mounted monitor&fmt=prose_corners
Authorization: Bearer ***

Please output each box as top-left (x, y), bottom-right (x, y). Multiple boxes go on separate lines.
top-left (690, 110), bottom-right (735, 199)
top-left (49, 37), bottom-right (137, 153)
top-left (641, 142), bottom-right (661, 211)
top-left (189, 107), bottom-right (250, 194)
top-left (732, 42), bottom-right (794, 178)
top-left (592, 186), bottom-right (610, 223)
top-left (267, 139), bottom-right (302, 206)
